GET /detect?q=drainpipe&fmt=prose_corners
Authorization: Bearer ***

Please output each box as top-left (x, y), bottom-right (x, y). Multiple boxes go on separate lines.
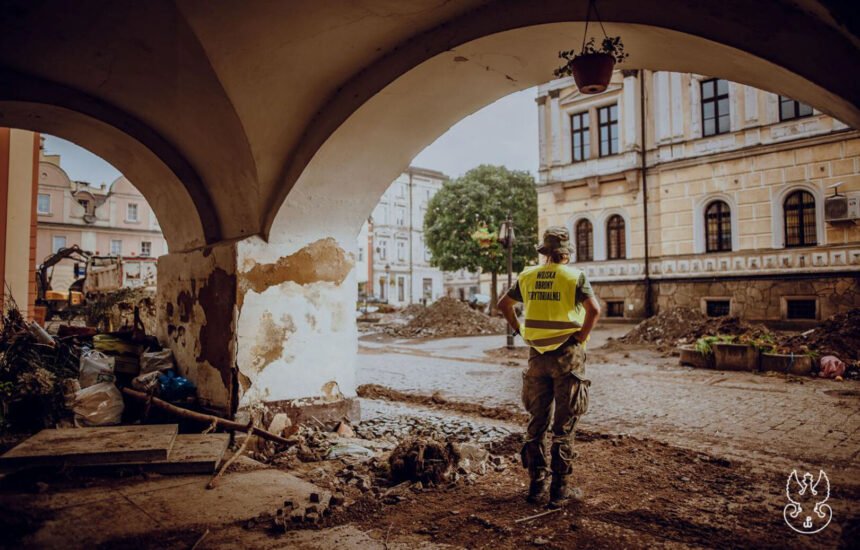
top-left (640, 71), bottom-right (654, 317)
top-left (367, 217), bottom-right (374, 298)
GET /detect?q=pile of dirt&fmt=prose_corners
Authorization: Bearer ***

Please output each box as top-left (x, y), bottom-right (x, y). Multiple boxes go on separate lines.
top-left (782, 308), bottom-right (860, 362)
top-left (620, 307), bottom-right (761, 346)
top-left (390, 297), bottom-right (506, 338)
top-left (399, 304), bottom-right (426, 318)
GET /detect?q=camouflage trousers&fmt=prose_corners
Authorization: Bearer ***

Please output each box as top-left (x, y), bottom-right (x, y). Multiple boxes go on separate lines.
top-left (521, 339), bottom-right (590, 480)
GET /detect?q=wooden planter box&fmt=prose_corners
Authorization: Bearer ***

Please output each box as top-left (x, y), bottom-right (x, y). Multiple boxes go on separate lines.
top-left (761, 353), bottom-right (814, 376)
top-left (678, 345), bottom-right (714, 369)
top-left (713, 343), bottom-right (759, 371)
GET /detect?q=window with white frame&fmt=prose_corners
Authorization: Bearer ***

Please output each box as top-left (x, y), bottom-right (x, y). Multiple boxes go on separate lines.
top-left (397, 240), bottom-right (406, 261)
top-left (575, 219), bottom-right (593, 261)
top-left (396, 207), bottom-right (406, 226)
top-left (52, 235), bottom-right (67, 253)
top-left (701, 78), bottom-right (730, 136)
top-left (127, 203), bottom-right (139, 222)
top-left (37, 193), bottom-right (51, 214)
top-left (705, 200), bottom-right (732, 252)
top-left (110, 239), bottom-right (122, 256)
top-left (598, 104), bottom-right (619, 157)
top-left (779, 96), bottom-right (813, 121)
top-left (606, 215), bottom-right (626, 259)
top-left (378, 239), bottom-right (388, 260)
top-left (783, 190), bottom-right (817, 247)
top-left (140, 241), bottom-right (152, 256)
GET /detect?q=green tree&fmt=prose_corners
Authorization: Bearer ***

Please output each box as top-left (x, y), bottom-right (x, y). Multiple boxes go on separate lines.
top-left (424, 165), bottom-right (538, 309)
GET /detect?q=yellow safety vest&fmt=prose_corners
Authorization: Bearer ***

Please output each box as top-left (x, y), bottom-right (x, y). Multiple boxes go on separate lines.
top-left (518, 263), bottom-right (586, 353)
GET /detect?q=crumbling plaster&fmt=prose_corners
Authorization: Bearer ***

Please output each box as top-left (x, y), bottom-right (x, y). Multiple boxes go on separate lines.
top-left (156, 234), bottom-right (358, 415)
top-left (236, 236), bottom-right (357, 408)
top-left (157, 242), bottom-right (238, 415)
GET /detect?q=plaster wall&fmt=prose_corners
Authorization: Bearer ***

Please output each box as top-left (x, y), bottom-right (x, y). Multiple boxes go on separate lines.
top-left (236, 236), bottom-right (357, 407)
top-left (157, 242), bottom-right (238, 415)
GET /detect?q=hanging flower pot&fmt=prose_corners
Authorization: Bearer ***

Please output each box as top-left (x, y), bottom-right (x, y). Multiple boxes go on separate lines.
top-left (554, 37), bottom-right (628, 95)
top-left (553, 0), bottom-right (629, 95)
top-left (570, 52), bottom-right (615, 94)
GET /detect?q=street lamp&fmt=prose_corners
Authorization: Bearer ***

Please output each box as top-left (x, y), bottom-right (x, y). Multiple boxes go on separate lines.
top-left (498, 213), bottom-right (515, 349)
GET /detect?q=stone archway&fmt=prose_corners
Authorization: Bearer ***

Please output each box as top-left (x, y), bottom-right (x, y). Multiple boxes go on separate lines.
top-left (4, 0), bottom-right (858, 417)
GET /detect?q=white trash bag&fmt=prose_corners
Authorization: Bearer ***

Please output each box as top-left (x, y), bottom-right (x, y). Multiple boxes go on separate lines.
top-left (79, 350), bottom-right (116, 388)
top-left (73, 382), bottom-right (124, 426)
top-left (140, 349), bottom-right (174, 375)
top-left (132, 370), bottom-right (161, 393)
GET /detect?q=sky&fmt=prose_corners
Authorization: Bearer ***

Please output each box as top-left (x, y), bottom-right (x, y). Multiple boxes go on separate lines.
top-left (41, 85), bottom-right (539, 184)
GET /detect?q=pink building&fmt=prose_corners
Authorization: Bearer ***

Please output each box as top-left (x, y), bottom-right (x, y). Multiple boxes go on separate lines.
top-left (36, 150), bottom-right (167, 289)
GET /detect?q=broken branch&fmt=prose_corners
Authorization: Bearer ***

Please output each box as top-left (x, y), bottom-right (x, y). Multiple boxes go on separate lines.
top-left (207, 422), bottom-right (254, 490)
top-left (514, 508), bottom-right (561, 524)
top-left (121, 387), bottom-right (295, 447)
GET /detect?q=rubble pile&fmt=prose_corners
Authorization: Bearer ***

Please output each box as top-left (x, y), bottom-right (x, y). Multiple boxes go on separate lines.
top-left (782, 308), bottom-right (860, 362)
top-left (389, 437), bottom-right (459, 484)
top-left (621, 307), bottom-right (767, 347)
top-left (355, 412), bottom-right (514, 445)
top-left (390, 297), bottom-right (506, 338)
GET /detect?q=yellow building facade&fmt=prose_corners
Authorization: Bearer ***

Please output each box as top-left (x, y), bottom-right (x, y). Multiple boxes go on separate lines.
top-left (538, 70), bottom-right (860, 324)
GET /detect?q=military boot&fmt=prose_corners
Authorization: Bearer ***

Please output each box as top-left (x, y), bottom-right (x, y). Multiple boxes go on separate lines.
top-left (548, 474), bottom-right (583, 509)
top-left (526, 472), bottom-right (550, 504)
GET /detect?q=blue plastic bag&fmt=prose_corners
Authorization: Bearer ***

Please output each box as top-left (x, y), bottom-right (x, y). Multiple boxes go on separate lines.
top-left (157, 370), bottom-right (197, 401)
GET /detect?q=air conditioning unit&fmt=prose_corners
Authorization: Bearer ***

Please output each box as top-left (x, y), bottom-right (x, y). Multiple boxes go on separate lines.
top-left (824, 194), bottom-right (860, 223)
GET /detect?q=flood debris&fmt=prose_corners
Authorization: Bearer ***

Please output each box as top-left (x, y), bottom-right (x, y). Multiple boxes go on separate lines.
top-left (389, 437), bottom-right (460, 484)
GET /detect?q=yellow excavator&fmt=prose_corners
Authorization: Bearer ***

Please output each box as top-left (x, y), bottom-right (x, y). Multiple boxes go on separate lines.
top-left (35, 246), bottom-right (123, 321)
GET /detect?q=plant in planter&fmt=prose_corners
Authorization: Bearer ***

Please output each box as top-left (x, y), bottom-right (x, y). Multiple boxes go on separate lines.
top-left (554, 37), bottom-right (629, 94)
top-left (553, 1), bottom-right (629, 94)
top-left (694, 334), bottom-right (735, 355)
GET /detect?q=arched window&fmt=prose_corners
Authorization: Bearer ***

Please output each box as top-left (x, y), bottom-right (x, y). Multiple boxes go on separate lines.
top-left (575, 219), bottom-right (593, 262)
top-left (606, 215), bottom-right (626, 260)
top-left (784, 190), bottom-right (817, 247)
top-left (705, 200), bottom-right (732, 252)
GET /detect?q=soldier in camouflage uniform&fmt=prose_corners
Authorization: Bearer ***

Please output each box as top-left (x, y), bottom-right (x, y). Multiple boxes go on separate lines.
top-left (498, 227), bottom-right (601, 508)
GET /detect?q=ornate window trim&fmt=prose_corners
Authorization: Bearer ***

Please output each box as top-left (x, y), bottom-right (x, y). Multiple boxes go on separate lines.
top-left (771, 183), bottom-right (826, 249)
top-left (693, 193), bottom-right (739, 253)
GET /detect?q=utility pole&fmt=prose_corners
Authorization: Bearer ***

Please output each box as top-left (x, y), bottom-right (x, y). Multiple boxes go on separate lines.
top-left (499, 213), bottom-right (515, 349)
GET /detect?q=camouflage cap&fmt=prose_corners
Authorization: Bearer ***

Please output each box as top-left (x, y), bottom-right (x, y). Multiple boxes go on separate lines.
top-left (536, 226), bottom-right (571, 255)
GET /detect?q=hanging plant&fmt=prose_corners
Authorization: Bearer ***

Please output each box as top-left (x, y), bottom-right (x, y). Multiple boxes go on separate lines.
top-left (553, 1), bottom-right (629, 94)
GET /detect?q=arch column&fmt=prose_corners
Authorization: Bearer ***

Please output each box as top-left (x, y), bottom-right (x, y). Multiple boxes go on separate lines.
top-left (155, 234), bottom-right (359, 422)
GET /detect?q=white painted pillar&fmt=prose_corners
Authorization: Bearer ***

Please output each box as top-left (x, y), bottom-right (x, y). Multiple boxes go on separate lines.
top-left (156, 233), bottom-right (359, 422)
top-left (621, 70), bottom-right (640, 151)
top-left (728, 82), bottom-right (742, 132)
top-left (743, 85), bottom-right (759, 124)
top-left (653, 71), bottom-right (671, 143)
top-left (536, 95), bottom-right (548, 168)
top-left (690, 76), bottom-right (702, 138)
top-left (670, 72), bottom-right (684, 139)
top-left (549, 90), bottom-right (562, 165)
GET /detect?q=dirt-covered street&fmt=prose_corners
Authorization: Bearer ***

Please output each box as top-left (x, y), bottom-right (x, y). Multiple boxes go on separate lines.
top-left (349, 324), bottom-right (860, 548)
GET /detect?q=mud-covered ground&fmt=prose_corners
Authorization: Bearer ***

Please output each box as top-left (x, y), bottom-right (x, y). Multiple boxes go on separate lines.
top-left (77, 401), bottom-right (859, 549)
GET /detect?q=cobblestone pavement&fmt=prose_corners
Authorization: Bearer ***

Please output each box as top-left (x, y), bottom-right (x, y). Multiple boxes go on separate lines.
top-left (357, 328), bottom-right (860, 482)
